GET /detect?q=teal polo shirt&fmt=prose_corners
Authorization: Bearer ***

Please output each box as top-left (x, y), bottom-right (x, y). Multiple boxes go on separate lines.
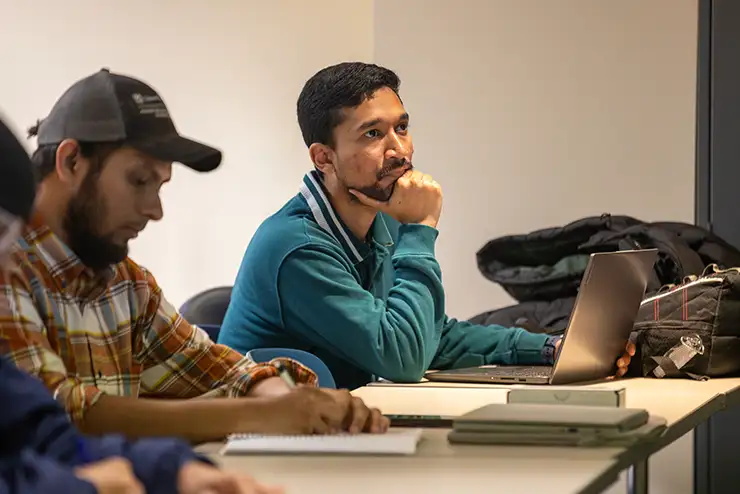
top-left (218, 171), bottom-right (551, 389)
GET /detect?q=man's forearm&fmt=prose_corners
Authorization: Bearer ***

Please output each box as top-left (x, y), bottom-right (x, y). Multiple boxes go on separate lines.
top-left (434, 318), bottom-right (550, 368)
top-left (77, 394), bottom-right (270, 444)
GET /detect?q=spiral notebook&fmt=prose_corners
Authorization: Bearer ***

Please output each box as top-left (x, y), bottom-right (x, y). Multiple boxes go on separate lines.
top-left (222, 429), bottom-right (423, 456)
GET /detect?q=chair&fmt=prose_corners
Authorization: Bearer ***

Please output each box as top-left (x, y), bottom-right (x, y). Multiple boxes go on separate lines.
top-left (179, 286), bottom-right (232, 324)
top-left (247, 348), bottom-right (337, 389)
top-left (179, 286), bottom-right (233, 342)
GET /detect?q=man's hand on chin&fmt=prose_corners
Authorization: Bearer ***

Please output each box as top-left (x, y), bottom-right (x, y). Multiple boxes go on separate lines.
top-left (248, 376), bottom-right (294, 398)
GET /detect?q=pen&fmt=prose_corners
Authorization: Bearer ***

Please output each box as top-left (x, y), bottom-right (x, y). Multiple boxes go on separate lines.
top-left (274, 361), bottom-right (296, 388)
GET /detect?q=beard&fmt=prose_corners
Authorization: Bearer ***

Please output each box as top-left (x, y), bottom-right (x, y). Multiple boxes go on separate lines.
top-left (346, 157), bottom-right (413, 202)
top-left (63, 176), bottom-right (128, 271)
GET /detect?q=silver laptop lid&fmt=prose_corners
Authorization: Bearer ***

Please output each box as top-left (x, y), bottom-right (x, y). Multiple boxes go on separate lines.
top-left (549, 249), bottom-right (658, 385)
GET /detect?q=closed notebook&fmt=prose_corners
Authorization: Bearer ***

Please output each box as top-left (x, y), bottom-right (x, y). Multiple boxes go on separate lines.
top-left (454, 403), bottom-right (649, 434)
top-left (448, 417), bottom-right (667, 447)
top-left (222, 429), bottom-right (423, 456)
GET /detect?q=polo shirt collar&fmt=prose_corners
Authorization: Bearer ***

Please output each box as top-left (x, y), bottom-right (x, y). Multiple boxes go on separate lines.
top-left (299, 171), bottom-right (393, 264)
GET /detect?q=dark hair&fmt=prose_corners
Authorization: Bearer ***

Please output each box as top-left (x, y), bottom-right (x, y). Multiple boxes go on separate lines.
top-left (296, 62), bottom-right (401, 148)
top-left (27, 121), bottom-right (122, 184)
top-left (0, 119), bottom-right (36, 221)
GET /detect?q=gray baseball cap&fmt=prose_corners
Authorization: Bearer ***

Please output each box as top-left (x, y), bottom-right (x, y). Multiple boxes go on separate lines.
top-left (35, 68), bottom-right (221, 172)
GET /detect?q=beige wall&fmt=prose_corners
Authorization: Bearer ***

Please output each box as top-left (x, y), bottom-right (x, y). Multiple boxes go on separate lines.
top-left (374, 0), bottom-right (698, 321)
top-left (0, 0), bottom-right (374, 306)
top-left (373, 1), bottom-right (698, 493)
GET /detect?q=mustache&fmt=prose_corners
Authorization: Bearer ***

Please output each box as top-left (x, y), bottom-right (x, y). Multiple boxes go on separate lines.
top-left (377, 158), bottom-right (412, 179)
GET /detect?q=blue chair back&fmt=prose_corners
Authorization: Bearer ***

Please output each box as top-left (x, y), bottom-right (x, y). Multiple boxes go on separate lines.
top-left (179, 286), bottom-right (233, 327)
top-left (246, 348), bottom-right (336, 389)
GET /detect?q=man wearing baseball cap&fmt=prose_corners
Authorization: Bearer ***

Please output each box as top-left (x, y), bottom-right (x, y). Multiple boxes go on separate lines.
top-left (0, 115), bottom-right (282, 494)
top-left (0, 69), bottom-right (388, 441)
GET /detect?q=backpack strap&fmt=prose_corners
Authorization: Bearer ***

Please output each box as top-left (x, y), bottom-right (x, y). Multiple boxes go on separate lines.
top-left (650, 355), bottom-right (709, 381)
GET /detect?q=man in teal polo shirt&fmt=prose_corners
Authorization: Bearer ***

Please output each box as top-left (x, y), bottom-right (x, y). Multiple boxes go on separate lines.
top-left (218, 62), bottom-right (634, 389)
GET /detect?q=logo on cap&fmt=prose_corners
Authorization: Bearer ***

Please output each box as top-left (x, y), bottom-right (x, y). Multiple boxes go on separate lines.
top-left (131, 93), bottom-right (170, 119)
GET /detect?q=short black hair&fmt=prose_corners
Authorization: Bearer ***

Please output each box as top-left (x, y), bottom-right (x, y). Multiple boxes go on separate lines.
top-left (0, 119), bottom-right (35, 221)
top-left (296, 62), bottom-right (401, 148)
top-left (27, 121), bottom-right (122, 184)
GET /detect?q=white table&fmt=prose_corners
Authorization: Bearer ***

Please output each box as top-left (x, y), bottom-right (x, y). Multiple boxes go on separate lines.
top-left (202, 378), bottom-right (740, 494)
top-left (206, 429), bottom-right (622, 494)
top-left (357, 378), bottom-right (740, 493)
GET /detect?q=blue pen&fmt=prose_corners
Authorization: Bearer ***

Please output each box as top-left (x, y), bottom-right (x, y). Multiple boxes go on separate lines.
top-left (76, 437), bottom-right (92, 465)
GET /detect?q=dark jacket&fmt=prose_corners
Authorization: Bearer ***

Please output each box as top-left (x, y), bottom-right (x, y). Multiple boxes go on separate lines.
top-left (472, 214), bottom-right (740, 334)
top-left (0, 357), bottom-right (204, 494)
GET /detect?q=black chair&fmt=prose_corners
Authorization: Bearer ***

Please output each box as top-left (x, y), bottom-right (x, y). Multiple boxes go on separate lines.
top-left (179, 286), bottom-right (233, 340)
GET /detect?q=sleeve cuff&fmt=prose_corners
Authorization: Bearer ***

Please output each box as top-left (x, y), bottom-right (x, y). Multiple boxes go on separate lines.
top-left (509, 330), bottom-right (551, 365)
top-left (271, 357), bottom-right (319, 386)
top-left (53, 378), bottom-right (105, 423)
top-left (541, 335), bottom-right (563, 365)
top-left (18, 450), bottom-right (99, 494)
top-left (394, 224), bottom-right (439, 258)
top-left (227, 357), bottom-right (318, 397)
top-left (123, 437), bottom-right (202, 494)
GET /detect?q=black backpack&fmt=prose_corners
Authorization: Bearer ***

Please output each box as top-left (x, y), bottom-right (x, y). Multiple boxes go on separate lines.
top-left (632, 266), bottom-right (740, 379)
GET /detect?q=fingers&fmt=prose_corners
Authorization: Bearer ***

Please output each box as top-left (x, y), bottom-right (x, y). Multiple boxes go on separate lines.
top-left (333, 395), bottom-right (388, 434)
top-left (397, 168), bottom-right (417, 183)
top-left (259, 485), bottom-right (286, 494)
top-left (407, 170), bottom-right (437, 188)
top-left (287, 387), bottom-right (338, 434)
top-left (347, 396), bottom-right (370, 434)
top-left (626, 341), bottom-right (636, 356)
top-left (615, 351), bottom-right (632, 377)
top-left (349, 170), bottom-right (437, 205)
top-left (348, 189), bottom-right (386, 208)
top-left (311, 414), bottom-right (334, 435)
top-left (124, 474), bottom-right (145, 494)
top-left (311, 400), bottom-right (338, 434)
top-left (314, 389), bottom-right (350, 432)
top-left (233, 473), bottom-right (284, 494)
top-left (228, 474), bottom-right (275, 494)
top-left (406, 169), bottom-right (424, 185)
top-left (314, 389), bottom-right (384, 435)
top-left (366, 408), bottom-right (390, 433)
top-left (329, 389), bottom-right (354, 431)
top-left (330, 391), bottom-right (390, 434)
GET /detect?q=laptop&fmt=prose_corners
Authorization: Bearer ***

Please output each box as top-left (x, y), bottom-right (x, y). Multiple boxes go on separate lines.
top-left (425, 249), bottom-right (658, 385)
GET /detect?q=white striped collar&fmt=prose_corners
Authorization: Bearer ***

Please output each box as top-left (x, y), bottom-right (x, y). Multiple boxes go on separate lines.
top-left (299, 171), bottom-right (373, 263)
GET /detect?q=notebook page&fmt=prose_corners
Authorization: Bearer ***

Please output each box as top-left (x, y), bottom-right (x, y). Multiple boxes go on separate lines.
top-left (223, 428), bottom-right (423, 455)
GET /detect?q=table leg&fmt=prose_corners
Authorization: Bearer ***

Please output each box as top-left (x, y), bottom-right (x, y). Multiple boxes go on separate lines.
top-left (627, 460), bottom-right (649, 494)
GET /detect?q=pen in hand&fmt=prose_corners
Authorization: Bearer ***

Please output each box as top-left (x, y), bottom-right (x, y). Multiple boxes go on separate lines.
top-left (274, 361), bottom-right (296, 388)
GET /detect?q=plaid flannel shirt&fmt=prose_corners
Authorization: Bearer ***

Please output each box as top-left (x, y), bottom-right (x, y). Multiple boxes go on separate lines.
top-left (0, 215), bottom-right (316, 422)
